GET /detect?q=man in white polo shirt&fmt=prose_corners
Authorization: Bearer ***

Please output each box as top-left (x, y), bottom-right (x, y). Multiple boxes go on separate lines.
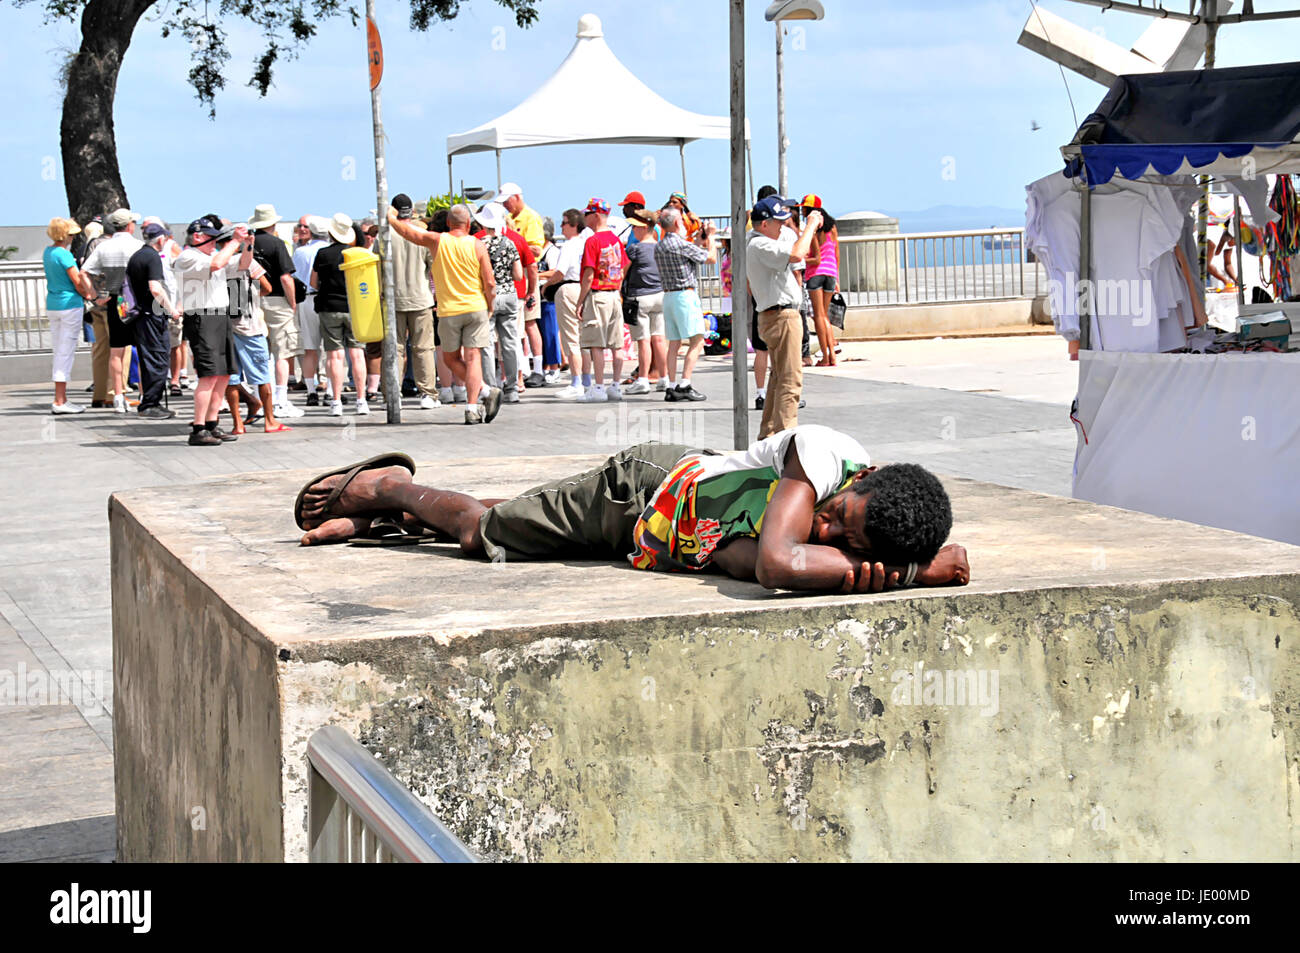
top-left (745, 195), bottom-right (822, 439)
top-left (173, 216), bottom-right (253, 446)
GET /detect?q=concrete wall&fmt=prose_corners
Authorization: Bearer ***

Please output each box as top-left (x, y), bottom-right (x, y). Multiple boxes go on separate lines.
top-left (277, 580), bottom-right (1299, 862)
top-left (110, 463), bottom-right (1300, 863)
top-left (111, 500), bottom-right (284, 862)
top-left (843, 299), bottom-right (1035, 339)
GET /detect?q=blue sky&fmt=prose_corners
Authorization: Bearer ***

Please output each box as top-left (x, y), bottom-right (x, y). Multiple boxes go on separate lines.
top-left (4, 0), bottom-right (1298, 229)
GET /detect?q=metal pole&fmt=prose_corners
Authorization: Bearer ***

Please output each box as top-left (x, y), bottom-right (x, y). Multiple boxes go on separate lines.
top-left (746, 140), bottom-right (755, 204)
top-left (679, 141), bottom-right (688, 196)
top-left (1079, 181), bottom-right (1092, 351)
top-left (495, 149), bottom-right (502, 191)
top-left (447, 155), bottom-right (453, 195)
top-left (776, 22), bottom-right (787, 196)
top-left (1233, 194), bottom-right (1246, 309)
top-left (731, 0), bottom-right (750, 449)
top-left (1196, 0), bottom-right (1218, 285)
top-left (366, 0), bottom-right (400, 424)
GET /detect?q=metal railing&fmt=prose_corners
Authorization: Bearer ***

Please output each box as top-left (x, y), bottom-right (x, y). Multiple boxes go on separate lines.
top-left (0, 261), bottom-right (61, 353)
top-left (681, 222), bottom-right (1044, 316)
top-left (306, 725), bottom-right (477, 863)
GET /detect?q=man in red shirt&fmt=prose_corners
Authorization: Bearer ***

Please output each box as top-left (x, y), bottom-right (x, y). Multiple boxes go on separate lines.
top-left (573, 198), bottom-right (629, 403)
top-left (501, 224), bottom-right (538, 397)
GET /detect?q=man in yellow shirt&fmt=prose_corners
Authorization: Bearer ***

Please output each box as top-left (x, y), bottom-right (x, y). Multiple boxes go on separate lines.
top-left (387, 204), bottom-right (502, 425)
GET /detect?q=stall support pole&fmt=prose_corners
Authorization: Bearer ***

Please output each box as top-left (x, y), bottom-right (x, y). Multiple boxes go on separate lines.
top-left (730, 0), bottom-right (750, 449)
top-left (447, 156), bottom-right (453, 196)
top-left (495, 149), bottom-right (502, 191)
top-left (1079, 181), bottom-right (1093, 351)
top-left (679, 142), bottom-right (689, 196)
top-left (1197, 0), bottom-right (1219, 284)
top-left (1234, 194), bottom-right (1246, 310)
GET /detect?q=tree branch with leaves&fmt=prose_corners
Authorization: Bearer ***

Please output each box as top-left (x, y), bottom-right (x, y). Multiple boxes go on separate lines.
top-left (11, 0), bottom-right (541, 223)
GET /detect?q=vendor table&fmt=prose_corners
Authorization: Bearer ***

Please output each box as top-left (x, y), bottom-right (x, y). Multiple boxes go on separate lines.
top-left (1074, 349), bottom-right (1300, 545)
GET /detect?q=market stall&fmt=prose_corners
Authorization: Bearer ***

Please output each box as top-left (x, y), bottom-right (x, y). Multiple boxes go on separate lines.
top-left (1028, 61), bottom-right (1300, 545)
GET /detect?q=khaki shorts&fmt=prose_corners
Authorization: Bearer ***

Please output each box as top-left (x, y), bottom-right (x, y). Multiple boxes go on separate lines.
top-left (629, 292), bottom-right (665, 342)
top-left (523, 294), bottom-right (541, 322)
top-left (298, 300), bottom-right (322, 351)
top-left (580, 290), bottom-right (623, 350)
top-left (439, 309), bottom-right (491, 351)
top-left (556, 283), bottom-right (581, 358)
top-left (262, 297), bottom-right (301, 359)
top-left (319, 311), bottom-right (358, 352)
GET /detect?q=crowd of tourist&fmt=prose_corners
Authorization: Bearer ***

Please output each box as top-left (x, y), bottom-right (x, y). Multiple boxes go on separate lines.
top-left (41, 182), bottom-right (842, 443)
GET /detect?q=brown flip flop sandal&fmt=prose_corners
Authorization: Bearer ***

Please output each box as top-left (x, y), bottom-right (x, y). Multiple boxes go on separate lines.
top-left (293, 453), bottom-right (416, 530)
top-left (348, 513), bottom-right (457, 546)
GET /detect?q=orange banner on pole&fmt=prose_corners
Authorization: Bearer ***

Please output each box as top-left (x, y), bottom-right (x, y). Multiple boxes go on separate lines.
top-left (367, 17), bottom-right (383, 90)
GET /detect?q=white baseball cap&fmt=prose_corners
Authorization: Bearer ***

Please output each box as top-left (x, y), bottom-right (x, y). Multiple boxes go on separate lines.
top-left (497, 182), bottom-right (523, 200)
top-left (473, 202), bottom-right (508, 233)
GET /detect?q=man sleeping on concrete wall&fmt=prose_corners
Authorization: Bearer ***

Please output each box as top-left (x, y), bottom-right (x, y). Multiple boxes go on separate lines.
top-left (293, 424), bottom-right (970, 594)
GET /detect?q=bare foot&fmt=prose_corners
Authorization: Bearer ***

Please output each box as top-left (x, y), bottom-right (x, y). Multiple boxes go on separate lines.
top-left (301, 515), bottom-right (376, 546)
top-left (299, 465), bottom-right (412, 523)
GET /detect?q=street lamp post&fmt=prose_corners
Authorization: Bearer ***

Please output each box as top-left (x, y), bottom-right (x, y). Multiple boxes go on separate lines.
top-left (765, 1), bottom-right (824, 197)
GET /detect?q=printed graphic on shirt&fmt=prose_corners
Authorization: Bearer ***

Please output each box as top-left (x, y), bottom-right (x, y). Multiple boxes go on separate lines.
top-left (629, 453), bottom-right (868, 572)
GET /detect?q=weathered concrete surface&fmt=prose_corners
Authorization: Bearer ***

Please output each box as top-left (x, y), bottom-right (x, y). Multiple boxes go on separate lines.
top-left (111, 455), bottom-right (1300, 861)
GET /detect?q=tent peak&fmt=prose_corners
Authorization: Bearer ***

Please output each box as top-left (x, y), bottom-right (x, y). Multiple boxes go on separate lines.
top-left (577, 13), bottom-right (603, 38)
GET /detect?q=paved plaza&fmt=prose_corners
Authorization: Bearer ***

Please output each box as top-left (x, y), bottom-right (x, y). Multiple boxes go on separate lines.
top-left (0, 334), bottom-right (1075, 862)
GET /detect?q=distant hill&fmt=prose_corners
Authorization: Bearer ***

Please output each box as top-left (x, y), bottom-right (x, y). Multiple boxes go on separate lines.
top-left (879, 204), bottom-right (1026, 234)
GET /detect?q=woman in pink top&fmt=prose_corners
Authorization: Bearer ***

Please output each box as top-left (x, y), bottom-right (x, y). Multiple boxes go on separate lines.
top-left (801, 194), bottom-right (840, 366)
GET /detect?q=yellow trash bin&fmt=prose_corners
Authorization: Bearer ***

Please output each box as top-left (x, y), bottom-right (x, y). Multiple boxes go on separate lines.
top-left (340, 247), bottom-right (383, 343)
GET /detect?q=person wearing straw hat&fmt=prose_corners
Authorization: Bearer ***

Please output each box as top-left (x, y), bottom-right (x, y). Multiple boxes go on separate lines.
top-left (310, 213), bottom-right (371, 419)
top-left (44, 217), bottom-right (94, 414)
top-left (249, 203), bottom-right (304, 418)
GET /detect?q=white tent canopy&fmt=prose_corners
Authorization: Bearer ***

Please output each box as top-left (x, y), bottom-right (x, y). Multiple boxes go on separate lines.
top-left (445, 13), bottom-right (748, 192)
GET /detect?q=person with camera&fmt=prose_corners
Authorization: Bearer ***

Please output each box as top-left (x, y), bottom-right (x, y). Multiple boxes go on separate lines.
top-left (124, 222), bottom-right (181, 419)
top-left (745, 196), bottom-right (823, 439)
top-left (653, 207), bottom-right (715, 402)
top-left (174, 216), bottom-right (252, 446)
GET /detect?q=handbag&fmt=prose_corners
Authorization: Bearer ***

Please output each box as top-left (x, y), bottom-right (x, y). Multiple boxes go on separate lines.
top-left (828, 292), bottom-right (847, 330)
top-left (622, 293), bottom-right (640, 325)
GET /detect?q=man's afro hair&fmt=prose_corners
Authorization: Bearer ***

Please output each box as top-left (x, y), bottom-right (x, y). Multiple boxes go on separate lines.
top-left (850, 463), bottom-right (952, 564)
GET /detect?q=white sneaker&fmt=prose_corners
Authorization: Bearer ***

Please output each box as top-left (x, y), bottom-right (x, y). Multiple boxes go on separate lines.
top-left (276, 402), bottom-right (305, 419)
top-left (654, 379), bottom-right (667, 391)
top-left (543, 370), bottom-right (561, 385)
top-left (419, 394), bottom-right (440, 410)
top-left (578, 385), bottom-right (607, 403)
top-left (112, 394), bottom-right (126, 414)
top-left (464, 406), bottom-right (485, 425)
top-left (503, 390), bottom-right (520, 404)
top-left (356, 399), bottom-right (370, 416)
top-left (329, 400), bottom-right (343, 417)
top-left (438, 387), bottom-right (454, 404)
top-left (452, 385), bottom-right (468, 403)
top-left (51, 402), bottom-right (85, 415)
top-left (555, 384), bottom-right (583, 401)
top-left (625, 379), bottom-right (651, 395)
top-left (605, 383), bottom-right (623, 402)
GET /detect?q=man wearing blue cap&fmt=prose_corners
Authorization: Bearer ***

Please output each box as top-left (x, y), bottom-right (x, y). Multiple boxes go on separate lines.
top-left (746, 196), bottom-right (823, 438)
